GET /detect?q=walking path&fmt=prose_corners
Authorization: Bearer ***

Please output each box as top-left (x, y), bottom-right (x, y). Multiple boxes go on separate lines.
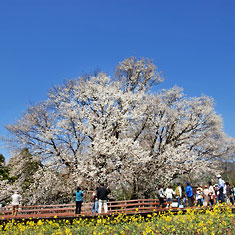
top-left (1, 199), bottom-right (234, 224)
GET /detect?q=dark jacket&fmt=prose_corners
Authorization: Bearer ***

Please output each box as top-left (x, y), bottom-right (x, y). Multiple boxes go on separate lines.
top-left (97, 187), bottom-right (110, 200)
top-left (157, 188), bottom-right (165, 198)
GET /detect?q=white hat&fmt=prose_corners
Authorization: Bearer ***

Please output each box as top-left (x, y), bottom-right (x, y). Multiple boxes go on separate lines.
top-left (217, 174), bottom-right (221, 178)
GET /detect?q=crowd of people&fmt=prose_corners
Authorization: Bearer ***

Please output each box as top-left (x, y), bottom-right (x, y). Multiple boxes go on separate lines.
top-left (75, 183), bottom-right (110, 215)
top-left (156, 175), bottom-right (235, 209)
top-left (75, 175), bottom-right (235, 214)
top-left (8, 175), bottom-right (235, 216)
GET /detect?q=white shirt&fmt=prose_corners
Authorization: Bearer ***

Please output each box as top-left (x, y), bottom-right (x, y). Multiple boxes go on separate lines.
top-left (208, 185), bottom-right (215, 196)
top-left (12, 193), bottom-right (22, 206)
top-left (223, 183), bottom-right (226, 194)
top-left (218, 178), bottom-right (224, 189)
top-left (165, 188), bottom-right (174, 199)
top-left (196, 190), bottom-right (203, 200)
top-left (203, 188), bottom-right (209, 196)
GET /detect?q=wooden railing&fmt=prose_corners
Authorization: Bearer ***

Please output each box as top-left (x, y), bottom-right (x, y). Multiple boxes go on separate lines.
top-left (0, 199), bottom-right (161, 217)
top-left (0, 199), bottom-right (234, 220)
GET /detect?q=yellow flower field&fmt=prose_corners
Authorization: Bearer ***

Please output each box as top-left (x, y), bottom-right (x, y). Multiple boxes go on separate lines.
top-left (0, 205), bottom-right (234, 234)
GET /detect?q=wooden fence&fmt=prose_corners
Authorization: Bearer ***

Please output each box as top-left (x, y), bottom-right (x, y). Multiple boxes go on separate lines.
top-left (1, 199), bottom-right (234, 220)
top-left (0, 199), bottom-right (162, 219)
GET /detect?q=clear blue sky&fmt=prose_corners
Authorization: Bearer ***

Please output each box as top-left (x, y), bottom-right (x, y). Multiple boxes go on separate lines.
top-left (0, 0), bottom-right (235, 160)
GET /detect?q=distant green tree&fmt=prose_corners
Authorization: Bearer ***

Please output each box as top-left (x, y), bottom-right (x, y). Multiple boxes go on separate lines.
top-left (221, 161), bottom-right (235, 185)
top-left (0, 153), bottom-right (10, 180)
top-left (7, 148), bottom-right (42, 192)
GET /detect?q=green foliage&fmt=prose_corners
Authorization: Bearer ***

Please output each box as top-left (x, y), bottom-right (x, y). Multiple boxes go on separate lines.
top-left (7, 148), bottom-right (42, 193)
top-left (0, 153), bottom-right (10, 180)
top-left (0, 153), bottom-right (5, 165)
top-left (222, 161), bottom-right (235, 185)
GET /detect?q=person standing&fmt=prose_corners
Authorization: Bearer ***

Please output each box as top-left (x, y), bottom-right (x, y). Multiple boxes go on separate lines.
top-left (12, 190), bottom-right (22, 216)
top-left (225, 182), bottom-right (234, 205)
top-left (97, 183), bottom-right (110, 213)
top-left (75, 186), bottom-right (83, 214)
top-left (203, 185), bottom-right (210, 207)
top-left (214, 184), bottom-right (219, 204)
top-left (217, 175), bottom-right (225, 203)
top-left (185, 182), bottom-right (194, 207)
top-left (208, 181), bottom-right (215, 206)
top-left (165, 185), bottom-right (174, 208)
top-left (175, 183), bottom-right (182, 207)
top-left (157, 184), bottom-right (165, 209)
top-left (196, 186), bottom-right (203, 207)
top-left (92, 188), bottom-right (99, 214)
top-left (181, 186), bottom-right (187, 207)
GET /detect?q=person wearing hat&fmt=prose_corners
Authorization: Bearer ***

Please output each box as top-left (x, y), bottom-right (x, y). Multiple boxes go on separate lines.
top-left (196, 186), bottom-right (203, 207)
top-left (11, 190), bottom-right (22, 216)
top-left (217, 174), bottom-right (225, 203)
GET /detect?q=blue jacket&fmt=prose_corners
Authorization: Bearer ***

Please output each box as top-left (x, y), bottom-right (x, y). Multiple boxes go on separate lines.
top-left (75, 190), bottom-right (83, 201)
top-left (186, 185), bottom-right (193, 197)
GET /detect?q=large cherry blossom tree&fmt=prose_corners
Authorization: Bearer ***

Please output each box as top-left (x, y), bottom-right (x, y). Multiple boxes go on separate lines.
top-left (4, 57), bottom-right (234, 201)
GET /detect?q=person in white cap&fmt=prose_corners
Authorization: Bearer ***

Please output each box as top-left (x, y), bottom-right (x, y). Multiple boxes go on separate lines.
top-left (217, 174), bottom-right (225, 203)
top-left (11, 190), bottom-right (22, 216)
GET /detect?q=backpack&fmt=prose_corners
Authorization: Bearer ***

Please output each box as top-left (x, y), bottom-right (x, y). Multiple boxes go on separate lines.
top-left (175, 186), bottom-right (180, 196)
